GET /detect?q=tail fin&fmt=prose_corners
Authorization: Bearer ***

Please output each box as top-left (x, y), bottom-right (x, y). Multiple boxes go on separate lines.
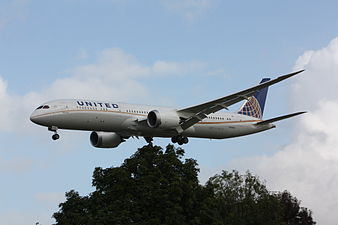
top-left (238, 78), bottom-right (270, 119)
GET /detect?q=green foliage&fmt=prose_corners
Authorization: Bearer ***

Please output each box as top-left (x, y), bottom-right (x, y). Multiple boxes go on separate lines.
top-left (206, 170), bottom-right (282, 225)
top-left (53, 190), bottom-right (90, 225)
top-left (205, 171), bottom-right (316, 225)
top-left (276, 191), bottom-right (315, 225)
top-left (53, 144), bottom-right (316, 225)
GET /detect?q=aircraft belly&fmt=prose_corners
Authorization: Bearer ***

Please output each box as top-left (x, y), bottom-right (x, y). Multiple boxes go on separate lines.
top-left (52, 111), bottom-right (126, 131)
top-left (124, 125), bottom-right (178, 137)
top-left (184, 123), bottom-right (272, 139)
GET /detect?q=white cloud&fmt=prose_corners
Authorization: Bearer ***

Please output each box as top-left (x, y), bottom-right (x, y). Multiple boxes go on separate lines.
top-left (229, 37), bottom-right (338, 225)
top-left (160, 0), bottom-right (216, 21)
top-left (0, 77), bottom-right (43, 132)
top-left (43, 48), bottom-right (205, 101)
top-left (292, 37), bottom-right (338, 110)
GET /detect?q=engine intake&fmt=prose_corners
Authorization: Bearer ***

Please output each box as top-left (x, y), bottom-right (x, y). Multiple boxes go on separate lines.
top-left (147, 110), bottom-right (180, 129)
top-left (147, 110), bottom-right (161, 128)
top-left (90, 131), bottom-right (123, 148)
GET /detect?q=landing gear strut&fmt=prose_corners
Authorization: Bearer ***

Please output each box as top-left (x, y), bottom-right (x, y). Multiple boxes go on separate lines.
top-left (144, 137), bottom-right (153, 145)
top-left (171, 135), bottom-right (189, 145)
top-left (48, 126), bottom-right (59, 141)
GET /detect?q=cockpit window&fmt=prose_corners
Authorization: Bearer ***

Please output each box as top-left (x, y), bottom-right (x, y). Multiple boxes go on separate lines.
top-left (36, 106), bottom-right (43, 110)
top-left (42, 105), bottom-right (50, 109)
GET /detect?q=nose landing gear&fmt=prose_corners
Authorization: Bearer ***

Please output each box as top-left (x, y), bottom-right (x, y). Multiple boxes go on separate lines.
top-left (52, 133), bottom-right (60, 140)
top-left (171, 135), bottom-right (189, 145)
top-left (48, 126), bottom-right (59, 140)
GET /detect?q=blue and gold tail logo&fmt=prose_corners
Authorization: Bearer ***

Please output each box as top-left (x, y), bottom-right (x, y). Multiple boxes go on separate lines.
top-left (238, 78), bottom-right (270, 119)
top-left (238, 96), bottom-right (263, 119)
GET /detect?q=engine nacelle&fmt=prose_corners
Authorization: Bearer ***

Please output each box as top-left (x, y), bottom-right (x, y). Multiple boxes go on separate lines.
top-left (147, 110), bottom-right (180, 128)
top-left (90, 131), bottom-right (123, 148)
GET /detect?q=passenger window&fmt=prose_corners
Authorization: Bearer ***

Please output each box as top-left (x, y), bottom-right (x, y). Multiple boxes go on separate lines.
top-left (42, 105), bottom-right (50, 109)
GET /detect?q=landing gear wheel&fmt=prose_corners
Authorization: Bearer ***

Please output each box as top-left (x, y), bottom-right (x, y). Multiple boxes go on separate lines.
top-left (52, 133), bottom-right (60, 140)
top-left (171, 136), bottom-right (178, 143)
top-left (172, 135), bottom-right (189, 145)
top-left (49, 126), bottom-right (59, 141)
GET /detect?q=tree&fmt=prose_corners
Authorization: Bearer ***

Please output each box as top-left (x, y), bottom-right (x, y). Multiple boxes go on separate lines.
top-left (277, 191), bottom-right (316, 225)
top-left (205, 170), bottom-right (282, 225)
top-left (53, 144), bottom-right (210, 225)
top-left (53, 190), bottom-right (90, 225)
top-left (206, 170), bottom-right (316, 225)
top-left (53, 144), bottom-right (316, 225)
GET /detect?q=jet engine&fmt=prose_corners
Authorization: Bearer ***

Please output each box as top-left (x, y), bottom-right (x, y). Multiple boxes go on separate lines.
top-left (90, 131), bottom-right (123, 148)
top-left (147, 110), bottom-right (180, 128)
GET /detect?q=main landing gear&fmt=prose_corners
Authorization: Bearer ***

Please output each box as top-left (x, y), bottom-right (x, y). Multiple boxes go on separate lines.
top-left (144, 137), bottom-right (153, 145)
top-left (48, 126), bottom-right (59, 140)
top-left (144, 136), bottom-right (189, 146)
top-left (171, 135), bottom-right (189, 145)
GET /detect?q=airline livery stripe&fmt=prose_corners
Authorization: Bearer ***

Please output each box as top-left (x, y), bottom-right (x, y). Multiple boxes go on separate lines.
top-left (198, 120), bottom-right (261, 125)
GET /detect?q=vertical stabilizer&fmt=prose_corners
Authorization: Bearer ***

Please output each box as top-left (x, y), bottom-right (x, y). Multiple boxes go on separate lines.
top-left (238, 78), bottom-right (270, 119)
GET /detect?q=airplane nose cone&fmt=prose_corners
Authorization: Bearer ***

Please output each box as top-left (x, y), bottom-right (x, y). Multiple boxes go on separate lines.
top-left (30, 111), bottom-right (43, 125)
top-left (30, 110), bottom-right (53, 126)
top-left (30, 113), bottom-right (38, 124)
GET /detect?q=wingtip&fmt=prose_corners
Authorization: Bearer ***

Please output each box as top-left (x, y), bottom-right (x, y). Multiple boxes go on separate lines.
top-left (289, 69), bottom-right (305, 76)
top-left (276, 69), bottom-right (305, 81)
top-left (295, 69), bottom-right (305, 74)
top-left (291, 111), bottom-right (307, 118)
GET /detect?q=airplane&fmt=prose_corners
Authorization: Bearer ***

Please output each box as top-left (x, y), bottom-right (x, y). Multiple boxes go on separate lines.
top-left (30, 70), bottom-right (306, 148)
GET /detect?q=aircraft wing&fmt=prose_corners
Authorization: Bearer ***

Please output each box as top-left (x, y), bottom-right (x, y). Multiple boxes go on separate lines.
top-left (176, 70), bottom-right (304, 132)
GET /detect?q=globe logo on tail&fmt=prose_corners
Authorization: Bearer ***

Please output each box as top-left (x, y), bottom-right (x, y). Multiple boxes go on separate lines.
top-left (238, 96), bottom-right (263, 119)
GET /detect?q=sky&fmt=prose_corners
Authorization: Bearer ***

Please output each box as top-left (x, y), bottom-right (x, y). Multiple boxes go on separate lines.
top-left (1, 0), bottom-right (338, 224)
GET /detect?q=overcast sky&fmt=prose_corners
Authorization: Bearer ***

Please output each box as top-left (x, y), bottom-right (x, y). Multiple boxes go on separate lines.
top-left (1, 0), bottom-right (338, 224)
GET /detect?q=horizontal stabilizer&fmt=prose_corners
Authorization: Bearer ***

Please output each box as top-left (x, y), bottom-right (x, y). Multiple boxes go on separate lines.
top-left (256, 111), bottom-right (306, 125)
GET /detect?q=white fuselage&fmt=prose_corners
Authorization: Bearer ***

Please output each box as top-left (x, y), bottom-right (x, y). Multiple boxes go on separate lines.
top-left (30, 99), bottom-right (275, 140)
